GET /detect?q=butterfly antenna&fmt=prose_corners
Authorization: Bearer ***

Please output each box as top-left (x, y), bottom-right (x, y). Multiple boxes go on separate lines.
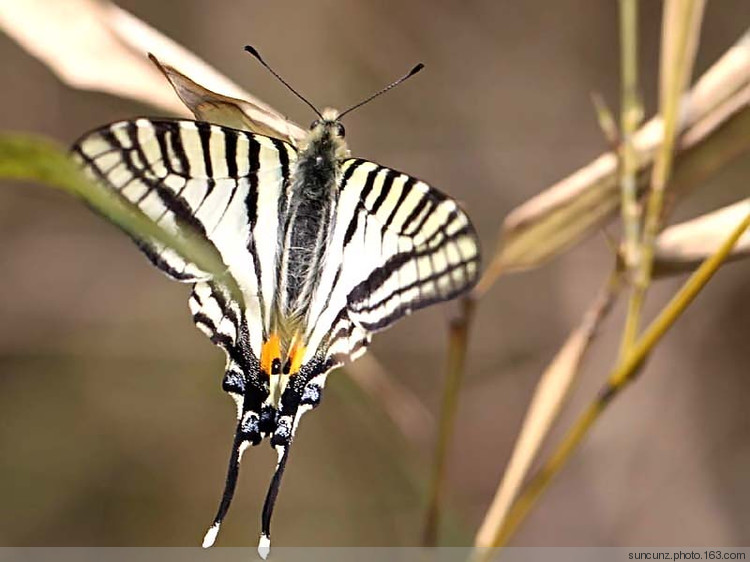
top-left (258, 444), bottom-right (292, 560)
top-left (202, 430), bottom-right (246, 548)
top-left (244, 45), bottom-right (323, 119)
top-left (338, 63), bottom-right (425, 120)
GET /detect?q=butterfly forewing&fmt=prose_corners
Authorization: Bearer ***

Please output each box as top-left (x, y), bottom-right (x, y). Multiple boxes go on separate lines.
top-left (72, 118), bottom-right (297, 354)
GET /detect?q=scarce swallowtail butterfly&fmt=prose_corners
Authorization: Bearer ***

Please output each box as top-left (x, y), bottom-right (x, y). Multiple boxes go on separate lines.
top-left (70, 47), bottom-right (480, 557)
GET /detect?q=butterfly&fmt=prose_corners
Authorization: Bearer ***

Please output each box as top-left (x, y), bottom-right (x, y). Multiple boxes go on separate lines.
top-left (70, 46), bottom-right (480, 557)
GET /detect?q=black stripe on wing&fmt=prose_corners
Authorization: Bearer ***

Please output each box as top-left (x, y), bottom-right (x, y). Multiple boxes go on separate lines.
top-left (189, 282), bottom-right (259, 376)
top-left (189, 281), bottom-right (269, 412)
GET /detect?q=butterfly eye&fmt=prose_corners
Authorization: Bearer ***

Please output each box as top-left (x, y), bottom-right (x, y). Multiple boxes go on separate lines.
top-left (309, 119), bottom-right (321, 130)
top-left (335, 122), bottom-right (345, 138)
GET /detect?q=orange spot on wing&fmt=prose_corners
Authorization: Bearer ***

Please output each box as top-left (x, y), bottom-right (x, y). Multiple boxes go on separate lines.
top-left (261, 333), bottom-right (281, 376)
top-left (286, 335), bottom-right (306, 376)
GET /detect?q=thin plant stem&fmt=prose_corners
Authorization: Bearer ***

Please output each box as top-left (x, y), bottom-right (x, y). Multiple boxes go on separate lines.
top-left (423, 296), bottom-right (476, 546)
top-left (618, 0), bottom-right (642, 274)
top-left (618, 0), bottom-right (642, 356)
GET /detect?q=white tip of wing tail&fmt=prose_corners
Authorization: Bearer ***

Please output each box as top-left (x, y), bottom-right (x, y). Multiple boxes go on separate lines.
top-left (202, 523), bottom-right (220, 548)
top-left (258, 534), bottom-right (271, 559)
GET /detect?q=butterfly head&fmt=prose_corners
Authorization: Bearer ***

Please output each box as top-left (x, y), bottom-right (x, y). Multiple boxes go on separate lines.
top-left (303, 108), bottom-right (349, 160)
top-left (309, 108), bottom-right (345, 139)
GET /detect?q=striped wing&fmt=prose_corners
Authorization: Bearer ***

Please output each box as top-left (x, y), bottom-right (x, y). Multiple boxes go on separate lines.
top-left (304, 158), bottom-right (481, 364)
top-left (72, 118), bottom-right (297, 356)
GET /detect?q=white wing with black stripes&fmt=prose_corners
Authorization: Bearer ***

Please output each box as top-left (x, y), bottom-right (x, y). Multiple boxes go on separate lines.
top-left (305, 158), bottom-right (480, 366)
top-left (72, 118), bottom-right (297, 356)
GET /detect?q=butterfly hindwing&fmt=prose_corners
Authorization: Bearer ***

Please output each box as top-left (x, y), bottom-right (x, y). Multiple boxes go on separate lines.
top-left (342, 159), bottom-right (480, 326)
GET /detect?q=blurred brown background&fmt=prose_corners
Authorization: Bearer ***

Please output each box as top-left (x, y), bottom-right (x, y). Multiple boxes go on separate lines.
top-left (1, 0), bottom-right (749, 548)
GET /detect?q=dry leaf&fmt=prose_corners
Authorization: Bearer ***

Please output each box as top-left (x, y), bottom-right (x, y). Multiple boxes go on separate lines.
top-left (148, 54), bottom-right (305, 144)
top-left (0, 0), bottom-right (186, 115)
top-left (0, 0), bottom-right (305, 143)
top-left (660, 85), bottom-right (750, 222)
top-left (476, 28), bottom-right (750, 290)
top-left (654, 199), bottom-right (750, 276)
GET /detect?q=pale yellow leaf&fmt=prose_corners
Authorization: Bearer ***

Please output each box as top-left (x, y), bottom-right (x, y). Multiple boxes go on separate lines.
top-left (655, 199), bottom-right (750, 276)
top-left (0, 0), bottom-right (306, 143)
top-left (0, 0), bottom-right (186, 114)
